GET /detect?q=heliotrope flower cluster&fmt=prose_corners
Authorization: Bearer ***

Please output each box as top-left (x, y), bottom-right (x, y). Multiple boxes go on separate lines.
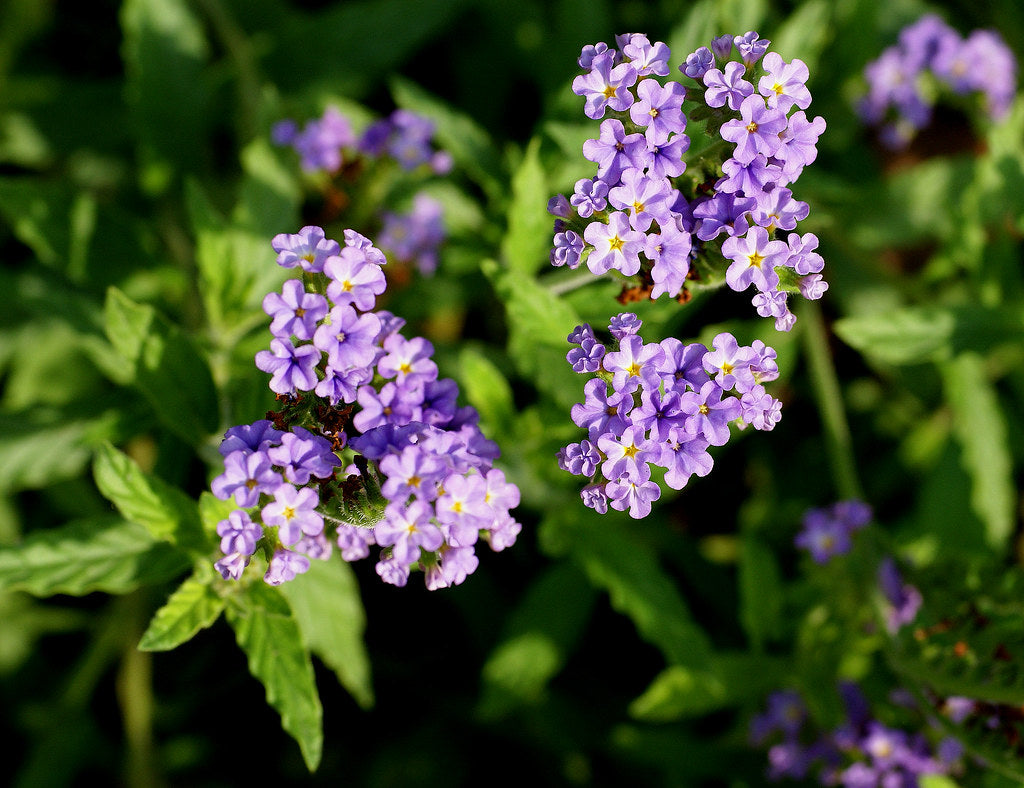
top-left (211, 226), bottom-right (521, 588)
top-left (272, 107), bottom-right (450, 275)
top-left (858, 15), bottom-right (1018, 149)
top-left (794, 499), bottom-right (872, 564)
top-left (550, 31), bottom-right (827, 331)
top-left (752, 682), bottom-right (964, 785)
top-left (557, 313), bottom-right (782, 518)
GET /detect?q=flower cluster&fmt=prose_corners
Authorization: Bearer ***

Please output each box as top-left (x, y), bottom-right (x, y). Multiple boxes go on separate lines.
top-left (557, 313), bottom-right (781, 518)
top-left (794, 499), bottom-right (872, 564)
top-left (211, 226), bottom-right (521, 588)
top-left (550, 31), bottom-right (827, 331)
top-left (858, 15), bottom-right (1018, 149)
top-left (272, 107), bottom-right (449, 275)
top-left (752, 683), bottom-right (964, 785)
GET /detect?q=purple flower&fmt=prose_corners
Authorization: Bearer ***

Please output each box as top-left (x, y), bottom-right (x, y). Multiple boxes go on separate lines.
top-left (608, 168), bottom-right (672, 232)
top-left (720, 95), bottom-right (788, 165)
top-left (551, 230), bottom-right (585, 269)
top-left (758, 52), bottom-right (811, 111)
top-left (336, 523), bottom-right (376, 561)
top-left (679, 380), bottom-right (741, 446)
top-left (262, 279), bottom-right (328, 340)
top-left (219, 420), bottom-right (283, 456)
top-left (211, 449), bottom-right (281, 507)
top-left (606, 475), bottom-right (662, 519)
top-left (682, 47), bottom-right (714, 80)
top-left (324, 246), bottom-right (387, 311)
top-left (312, 304), bottom-right (382, 371)
top-left (379, 194), bottom-right (445, 275)
top-left (710, 35), bottom-right (733, 62)
top-left (572, 51), bottom-right (638, 119)
top-left (267, 426), bottom-right (340, 484)
top-left (353, 381), bottom-right (422, 432)
top-left (265, 548), bottom-right (311, 585)
top-left (622, 35), bottom-right (670, 77)
top-left (598, 425), bottom-right (657, 482)
top-left (660, 429), bottom-right (713, 490)
top-left (750, 188), bottom-right (809, 232)
top-left (216, 509), bottom-right (263, 556)
top-left (776, 111), bottom-right (826, 182)
top-left (215, 552), bottom-right (249, 581)
top-left (570, 378), bottom-right (633, 439)
top-left (583, 211), bottom-right (645, 275)
top-left (703, 332), bottom-right (757, 393)
top-left (570, 177), bottom-right (609, 218)
top-left (578, 41), bottom-right (610, 70)
top-left (643, 131), bottom-right (689, 179)
top-left (377, 334), bottom-right (438, 386)
top-left (608, 312), bottom-right (642, 340)
top-left (693, 193), bottom-right (754, 241)
top-left (271, 226), bottom-right (340, 273)
top-left (262, 484), bottom-right (324, 546)
top-left (629, 79), bottom-right (686, 141)
top-left (646, 218), bottom-right (693, 299)
top-left (380, 444), bottom-right (445, 502)
top-left (733, 31), bottom-right (769, 66)
top-left (255, 338), bottom-right (320, 395)
top-left (602, 334), bottom-right (666, 391)
top-left (375, 499), bottom-right (444, 564)
top-left (795, 507), bottom-right (854, 564)
top-left (582, 119), bottom-right (647, 183)
top-left (704, 62), bottom-right (754, 110)
top-left (721, 226), bottom-right (787, 293)
top-left (878, 557), bottom-right (923, 633)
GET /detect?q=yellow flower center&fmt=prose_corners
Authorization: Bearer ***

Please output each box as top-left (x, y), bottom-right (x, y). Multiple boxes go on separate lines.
top-left (772, 82), bottom-right (784, 96)
top-left (698, 404), bottom-right (710, 415)
top-left (632, 201), bottom-right (645, 214)
top-left (747, 251), bottom-right (764, 269)
top-left (626, 362), bottom-right (642, 377)
top-left (295, 307), bottom-right (305, 317)
top-left (602, 85), bottom-right (617, 99)
top-left (721, 362), bottom-right (734, 376)
top-left (341, 280), bottom-right (353, 292)
top-left (608, 235), bottom-right (624, 252)
top-left (746, 121), bottom-right (759, 133)
top-left (407, 475), bottom-right (421, 488)
top-left (282, 506), bottom-right (295, 521)
top-left (399, 362), bottom-right (412, 374)
top-left (623, 443), bottom-right (639, 458)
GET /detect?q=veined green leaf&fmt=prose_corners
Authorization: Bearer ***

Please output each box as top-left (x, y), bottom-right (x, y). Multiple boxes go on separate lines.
top-left (226, 582), bottom-right (323, 771)
top-left (941, 354), bottom-right (1015, 553)
top-left (457, 347), bottom-right (515, 442)
top-left (501, 137), bottom-right (549, 276)
top-left (103, 287), bottom-right (219, 445)
top-left (279, 558), bottom-right (373, 709)
top-left (93, 442), bottom-right (207, 553)
top-left (0, 516), bottom-right (189, 596)
top-left (138, 571), bottom-right (225, 651)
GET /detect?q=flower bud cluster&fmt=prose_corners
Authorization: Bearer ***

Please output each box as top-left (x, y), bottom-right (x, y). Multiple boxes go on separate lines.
top-left (858, 15), bottom-right (1017, 149)
top-left (557, 313), bottom-right (781, 518)
top-left (752, 682), bottom-right (964, 784)
top-left (272, 107), bottom-right (450, 275)
top-left (212, 226), bottom-right (521, 588)
top-left (794, 499), bottom-right (872, 564)
top-left (551, 31), bottom-right (827, 331)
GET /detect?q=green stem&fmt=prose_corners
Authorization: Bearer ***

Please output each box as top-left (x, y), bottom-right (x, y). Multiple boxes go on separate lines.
top-left (545, 267), bottom-right (610, 296)
top-left (799, 299), bottom-right (863, 501)
top-left (116, 591), bottom-right (164, 788)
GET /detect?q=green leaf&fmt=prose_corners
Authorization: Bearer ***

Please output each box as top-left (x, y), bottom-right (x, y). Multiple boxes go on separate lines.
top-left (198, 491), bottom-right (237, 543)
top-left (500, 137), bottom-right (549, 276)
top-left (234, 137), bottom-right (301, 236)
top-left (667, 1), bottom-right (718, 70)
top-left (941, 354), bottom-right (1015, 552)
top-left (738, 536), bottom-right (783, 649)
top-left (482, 260), bottom-right (582, 410)
top-left (0, 408), bottom-right (119, 494)
top-left (771, 1), bottom-right (832, 69)
top-left (833, 305), bottom-right (1024, 365)
top-left (279, 558), bottom-right (373, 710)
top-left (186, 179), bottom-right (284, 338)
top-left (103, 286), bottom-right (219, 445)
top-left (226, 582), bottom-right (323, 771)
top-left (0, 517), bottom-right (189, 596)
top-left (121, 0), bottom-right (210, 188)
top-left (390, 76), bottom-right (506, 203)
top-left (92, 442), bottom-right (207, 553)
top-left (457, 347), bottom-right (516, 441)
top-left (478, 563), bottom-right (596, 719)
top-left (138, 571), bottom-right (225, 651)
top-left (629, 653), bottom-right (789, 721)
top-left (554, 512), bottom-right (714, 669)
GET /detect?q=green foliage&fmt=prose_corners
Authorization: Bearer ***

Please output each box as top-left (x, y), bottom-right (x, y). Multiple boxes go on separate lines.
top-left (0, 517), bottom-right (189, 596)
top-left (138, 570), bottom-right (226, 651)
top-left (226, 582), bottom-right (323, 772)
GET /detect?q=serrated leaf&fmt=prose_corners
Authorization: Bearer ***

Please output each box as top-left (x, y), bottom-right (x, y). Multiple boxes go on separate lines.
top-left (0, 516), bottom-right (189, 596)
top-left (833, 306), bottom-right (1024, 365)
top-left (457, 347), bottom-right (515, 441)
top-left (279, 558), bottom-right (373, 709)
top-left (138, 572), bottom-right (225, 651)
top-left (501, 137), bottom-right (549, 275)
top-left (390, 76), bottom-right (505, 202)
top-left (104, 287), bottom-right (218, 445)
top-left (941, 354), bottom-right (1015, 553)
top-left (93, 442), bottom-right (207, 553)
top-left (478, 563), bottom-right (596, 719)
top-left (226, 582), bottom-right (323, 771)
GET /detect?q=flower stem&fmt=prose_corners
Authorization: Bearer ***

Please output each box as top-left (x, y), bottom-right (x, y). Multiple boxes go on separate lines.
top-left (799, 299), bottom-right (863, 501)
top-left (545, 268), bottom-right (610, 296)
